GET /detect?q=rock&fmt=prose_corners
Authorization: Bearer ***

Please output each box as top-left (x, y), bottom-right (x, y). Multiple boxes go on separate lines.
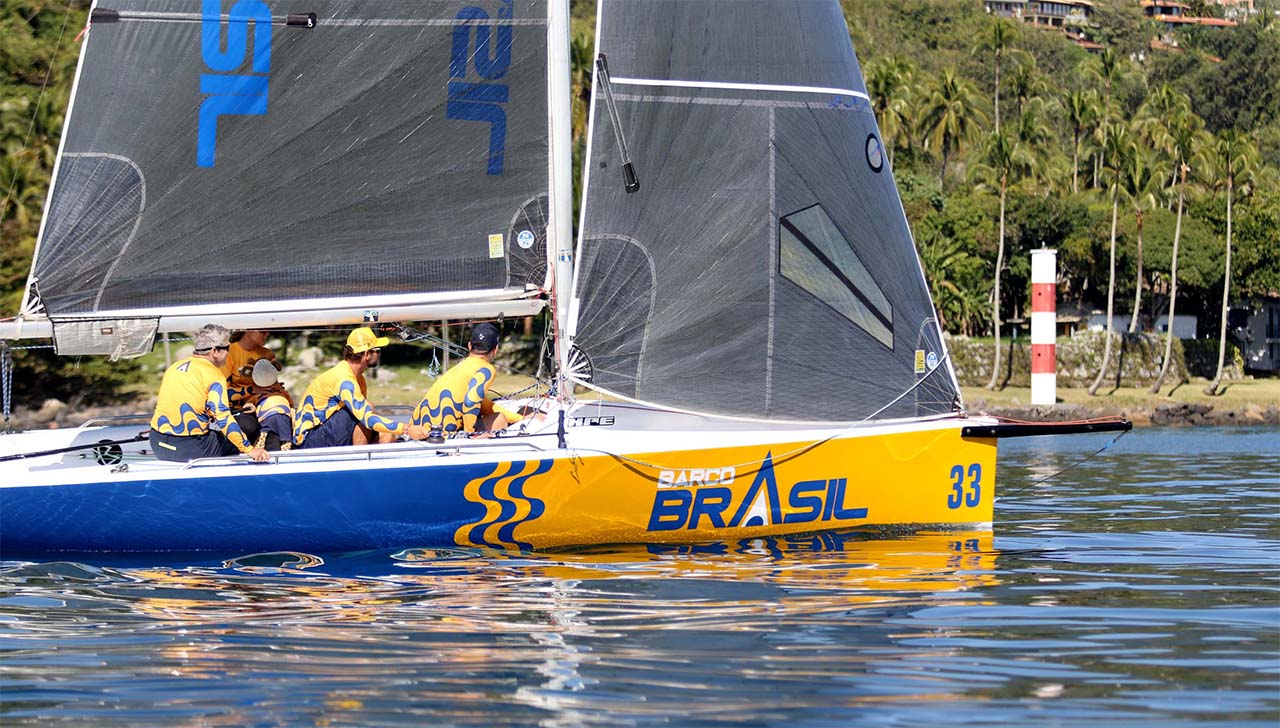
top-left (1126, 409), bottom-right (1152, 427)
top-left (298, 347), bottom-right (324, 369)
top-left (37, 399), bottom-right (66, 420)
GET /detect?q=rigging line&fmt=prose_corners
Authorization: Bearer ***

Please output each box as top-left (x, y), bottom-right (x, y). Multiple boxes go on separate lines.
top-left (997, 429), bottom-right (1130, 501)
top-left (0, 1), bottom-right (76, 231)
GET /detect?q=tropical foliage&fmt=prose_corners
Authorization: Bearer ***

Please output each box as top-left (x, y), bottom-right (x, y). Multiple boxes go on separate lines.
top-left (1, 0), bottom-right (1278, 405)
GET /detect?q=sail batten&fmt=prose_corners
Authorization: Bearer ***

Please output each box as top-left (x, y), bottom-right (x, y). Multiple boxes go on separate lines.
top-left (571, 0), bottom-right (959, 423)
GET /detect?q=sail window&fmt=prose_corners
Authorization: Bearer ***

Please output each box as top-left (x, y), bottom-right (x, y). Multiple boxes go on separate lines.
top-left (779, 205), bottom-right (893, 348)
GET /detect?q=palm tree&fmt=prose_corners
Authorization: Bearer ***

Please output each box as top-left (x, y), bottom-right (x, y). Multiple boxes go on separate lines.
top-left (1203, 130), bottom-right (1257, 396)
top-left (866, 56), bottom-right (915, 166)
top-left (1064, 89), bottom-right (1100, 194)
top-left (1089, 122), bottom-right (1135, 396)
top-left (1005, 55), bottom-right (1048, 124)
top-left (920, 67), bottom-right (986, 189)
top-left (971, 132), bottom-right (1033, 390)
top-left (1148, 104), bottom-right (1204, 393)
top-left (972, 19), bottom-right (1019, 135)
top-left (1122, 149), bottom-right (1160, 333)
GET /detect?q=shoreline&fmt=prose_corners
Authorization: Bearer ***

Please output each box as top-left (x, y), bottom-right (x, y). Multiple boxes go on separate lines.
top-left (5, 383), bottom-right (1279, 431)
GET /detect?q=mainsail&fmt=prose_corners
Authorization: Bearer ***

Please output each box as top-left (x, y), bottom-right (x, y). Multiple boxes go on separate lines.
top-left (19, 0), bottom-right (554, 345)
top-left (569, 0), bottom-right (960, 423)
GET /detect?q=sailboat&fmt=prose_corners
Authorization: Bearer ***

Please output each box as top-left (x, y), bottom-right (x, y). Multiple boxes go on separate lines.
top-left (0, 0), bottom-right (1126, 553)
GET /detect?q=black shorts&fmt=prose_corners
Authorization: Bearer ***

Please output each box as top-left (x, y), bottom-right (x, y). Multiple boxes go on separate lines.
top-left (150, 429), bottom-right (240, 462)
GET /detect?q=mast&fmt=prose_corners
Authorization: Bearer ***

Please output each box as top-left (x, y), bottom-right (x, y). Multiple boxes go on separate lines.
top-left (547, 0), bottom-right (574, 392)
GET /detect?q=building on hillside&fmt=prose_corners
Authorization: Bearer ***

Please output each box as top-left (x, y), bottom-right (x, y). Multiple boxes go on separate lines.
top-left (1140, 1), bottom-right (1239, 28)
top-left (984, 0), bottom-right (1094, 27)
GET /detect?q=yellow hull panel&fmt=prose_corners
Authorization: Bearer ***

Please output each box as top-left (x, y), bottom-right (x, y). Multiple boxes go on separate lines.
top-left (457, 426), bottom-right (996, 549)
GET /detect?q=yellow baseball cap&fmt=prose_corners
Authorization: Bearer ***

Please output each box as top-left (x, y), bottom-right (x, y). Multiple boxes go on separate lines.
top-left (346, 326), bottom-right (390, 354)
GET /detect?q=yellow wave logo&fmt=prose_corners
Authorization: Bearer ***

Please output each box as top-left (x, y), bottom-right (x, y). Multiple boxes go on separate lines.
top-left (456, 460), bottom-right (551, 549)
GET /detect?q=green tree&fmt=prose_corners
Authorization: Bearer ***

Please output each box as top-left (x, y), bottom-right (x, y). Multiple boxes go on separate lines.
top-left (1089, 122), bottom-right (1135, 396)
top-left (1121, 148), bottom-right (1160, 333)
top-left (1145, 98), bottom-right (1205, 393)
top-left (971, 19), bottom-right (1019, 136)
top-left (866, 55), bottom-right (916, 166)
top-left (1202, 130), bottom-right (1258, 396)
top-left (971, 132), bottom-right (1033, 390)
top-left (920, 66), bottom-right (986, 189)
top-left (1063, 89), bottom-right (1100, 194)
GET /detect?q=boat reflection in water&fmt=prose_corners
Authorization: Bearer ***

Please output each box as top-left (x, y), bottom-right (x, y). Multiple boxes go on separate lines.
top-left (2, 531), bottom-right (999, 722)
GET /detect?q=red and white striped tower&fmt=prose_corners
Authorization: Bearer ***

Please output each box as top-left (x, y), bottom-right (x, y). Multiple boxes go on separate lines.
top-left (1030, 249), bottom-right (1057, 405)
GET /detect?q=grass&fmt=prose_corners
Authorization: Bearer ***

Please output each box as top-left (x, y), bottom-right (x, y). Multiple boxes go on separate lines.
top-left (961, 377), bottom-right (1280, 410)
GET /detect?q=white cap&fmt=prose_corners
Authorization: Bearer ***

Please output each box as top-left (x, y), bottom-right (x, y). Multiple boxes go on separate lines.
top-left (251, 358), bottom-right (278, 387)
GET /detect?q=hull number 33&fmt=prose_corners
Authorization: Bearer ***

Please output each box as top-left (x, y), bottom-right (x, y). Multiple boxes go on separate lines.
top-left (947, 463), bottom-right (982, 509)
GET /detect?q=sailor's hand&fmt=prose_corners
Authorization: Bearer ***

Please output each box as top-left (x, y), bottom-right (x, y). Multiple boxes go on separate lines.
top-left (405, 424), bottom-right (429, 441)
top-left (246, 446), bottom-right (270, 462)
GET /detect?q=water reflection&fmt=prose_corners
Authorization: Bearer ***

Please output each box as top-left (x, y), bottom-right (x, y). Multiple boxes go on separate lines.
top-left (1, 428), bottom-right (1276, 724)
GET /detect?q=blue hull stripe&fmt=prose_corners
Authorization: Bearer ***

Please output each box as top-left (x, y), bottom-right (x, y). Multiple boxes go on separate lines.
top-left (0, 461), bottom-right (514, 554)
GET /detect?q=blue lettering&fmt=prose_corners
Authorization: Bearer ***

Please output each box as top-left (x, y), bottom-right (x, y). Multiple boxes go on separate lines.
top-left (727, 453), bottom-right (781, 527)
top-left (446, 82), bottom-right (509, 175)
top-left (201, 0), bottom-right (271, 72)
top-left (447, 3), bottom-right (513, 175)
top-left (947, 464), bottom-right (964, 509)
top-left (647, 490), bottom-right (690, 531)
top-left (198, 0), bottom-right (271, 168)
top-left (197, 75), bottom-right (268, 167)
top-left (783, 479), bottom-right (824, 524)
top-left (688, 487), bottom-right (732, 529)
top-left (965, 464), bottom-right (982, 507)
top-left (831, 478), bottom-right (868, 521)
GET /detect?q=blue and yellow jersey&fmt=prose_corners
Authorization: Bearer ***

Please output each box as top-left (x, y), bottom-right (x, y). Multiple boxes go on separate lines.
top-left (219, 340), bottom-right (278, 408)
top-left (412, 355), bottom-right (522, 434)
top-left (255, 392), bottom-right (293, 423)
top-left (150, 356), bottom-right (252, 451)
top-left (294, 361), bottom-right (405, 445)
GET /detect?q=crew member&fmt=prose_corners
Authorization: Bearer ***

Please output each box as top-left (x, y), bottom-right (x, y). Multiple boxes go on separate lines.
top-left (294, 327), bottom-right (428, 448)
top-left (413, 322), bottom-right (523, 438)
top-left (150, 324), bottom-right (270, 463)
top-left (221, 329), bottom-right (286, 409)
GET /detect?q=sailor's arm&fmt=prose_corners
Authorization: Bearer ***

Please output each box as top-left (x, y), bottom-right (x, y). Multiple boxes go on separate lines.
top-left (339, 381), bottom-right (423, 438)
top-left (206, 384), bottom-right (269, 461)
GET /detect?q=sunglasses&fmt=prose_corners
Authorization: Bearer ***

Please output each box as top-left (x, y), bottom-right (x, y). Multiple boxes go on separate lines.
top-left (214, 345), bottom-right (230, 352)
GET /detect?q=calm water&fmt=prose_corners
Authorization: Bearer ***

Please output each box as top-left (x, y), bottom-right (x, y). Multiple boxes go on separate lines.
top-left (1, 427), bottom-right (1277, 726)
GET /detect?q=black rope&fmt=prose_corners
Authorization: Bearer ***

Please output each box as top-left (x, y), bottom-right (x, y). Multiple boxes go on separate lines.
top-left (996, 429), bottom-right (1130, 501)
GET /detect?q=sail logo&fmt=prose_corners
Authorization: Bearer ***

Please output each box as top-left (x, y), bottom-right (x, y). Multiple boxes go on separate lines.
top-left (448, 1), bottom-right (513, 175)
top-left (647, 454), bottom-right (868, 532)
top-left (197, 0), bottom-right (272, 167)
top-left (456, 459), bottom-right (550, 549)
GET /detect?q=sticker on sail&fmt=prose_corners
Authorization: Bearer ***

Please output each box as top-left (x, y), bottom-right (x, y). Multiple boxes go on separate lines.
top-left (865, 134), bottom-right (884, 173)
top-left (516, 230), bottom-right (535, 249)
top-left (914, 350), bottom-right (926, 374)
top-left (926, 351), bottom-right (939, 370)
top-left (488, 233), bottom-right (504, 258)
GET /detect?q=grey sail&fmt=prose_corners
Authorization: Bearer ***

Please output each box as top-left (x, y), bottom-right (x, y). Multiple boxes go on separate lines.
top-left (27, 0), bottom-right (548, 319)
top-left (571, 0), bottom-right (959, 422)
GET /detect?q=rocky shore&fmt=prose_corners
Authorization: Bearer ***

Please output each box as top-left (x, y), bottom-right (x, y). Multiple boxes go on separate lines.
top-left (966, 400), bottom-right (1280, 427)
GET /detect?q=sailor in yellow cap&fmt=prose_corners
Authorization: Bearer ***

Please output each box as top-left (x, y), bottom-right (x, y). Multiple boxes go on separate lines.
top-left (294, 327), bottom-right (428, 448)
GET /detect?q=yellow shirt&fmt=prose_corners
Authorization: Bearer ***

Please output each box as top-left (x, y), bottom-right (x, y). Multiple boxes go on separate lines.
top-left (219, 340), bottom-right (278, 408)
top-left (413, 355), bottom-right (522, 433)
top-left (150, 356), bottom-right (252, 452)
top-left (294, 361), bottom-right (405, 445)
